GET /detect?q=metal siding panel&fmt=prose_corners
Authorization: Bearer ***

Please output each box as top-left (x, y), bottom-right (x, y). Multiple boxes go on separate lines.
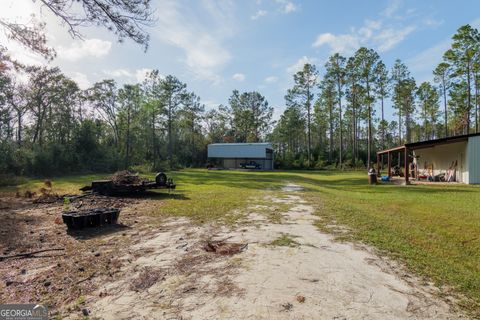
top-left (468, 136), bottom-right (480, 184)
top-left (207, 143), bottom-right (272, 158)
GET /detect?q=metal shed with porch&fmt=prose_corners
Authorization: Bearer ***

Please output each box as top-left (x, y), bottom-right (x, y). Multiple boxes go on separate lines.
top-left (207, 143), bottom-right (274, 170)
top-left (376, 133), bottom-right (480, 184)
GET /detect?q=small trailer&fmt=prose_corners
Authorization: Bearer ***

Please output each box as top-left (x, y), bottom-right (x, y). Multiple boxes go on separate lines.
top-left (81, 172), bottom-right (176, 196)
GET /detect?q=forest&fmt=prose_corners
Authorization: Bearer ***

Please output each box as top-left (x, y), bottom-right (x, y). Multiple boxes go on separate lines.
top-left (0, 24), bottom-right (479, 176)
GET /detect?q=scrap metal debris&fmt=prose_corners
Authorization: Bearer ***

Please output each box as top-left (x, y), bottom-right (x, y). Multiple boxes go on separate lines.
top-left (203, 240), bottom-right (247, 255)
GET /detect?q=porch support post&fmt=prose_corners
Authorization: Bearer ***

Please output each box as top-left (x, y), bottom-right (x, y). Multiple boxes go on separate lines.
top-left (376, 153), bottom-right (381, 175)
top-left (404, 147), bottom-right (409, 184)
top-left (387, 152), bottom-right (391, 177)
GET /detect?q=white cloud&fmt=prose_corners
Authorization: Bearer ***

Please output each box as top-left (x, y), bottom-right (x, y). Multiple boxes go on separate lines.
top-left (57, 39), bottom-right (112, 61)
top-left (70, 72), bottom-right (90, 89)
top-left (381, 0), bottom-right (402, 18)
top-left (286, 56), bottom-right (317, 74)
top-left (283, 2), bottom-right (297, 13)
top-left (103, 69), bottom-right (133, 78)
top-left (135, 68), bottom-right (153, 82)
top-left (154, 0), bottom-right (234, 82)
top-left (312, 17), bottom-right (415, 54)
top-left (102, 68), bottom-right (155, 83)
top-left (423, 17), bottom-right (444, 28)
top-left (232, 73), bottom-right (246, 81)
top-left (312, 33), bottom-right (360, 55)
top-left (203, 99), bottom-right (220, 109)
top-left (251, 10), bottom-right (268, 20)
top-left (311, 0), bottom-right (423, 55)
top-left (375, 25), bottom-right (416, 52)
top-left (275, 0), bottom-right (298, 14)
top-left (265, 76), bottom-right (278, 83)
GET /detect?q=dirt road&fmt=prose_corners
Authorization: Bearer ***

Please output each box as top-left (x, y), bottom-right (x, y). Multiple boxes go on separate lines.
top-left (88, 184), bottom-right (464, 319)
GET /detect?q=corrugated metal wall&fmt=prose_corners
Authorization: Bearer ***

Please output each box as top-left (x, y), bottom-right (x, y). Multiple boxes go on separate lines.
top-left (468, 135), bottom-right (480, 184)
top-left (221, 158), bottom-right (273, 170)
top-left (208, 143), bottom-right (272, 158)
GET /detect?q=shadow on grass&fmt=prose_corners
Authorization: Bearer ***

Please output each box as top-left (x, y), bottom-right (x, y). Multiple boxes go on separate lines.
top-left (67, 223), bottom-right (132, 240)
top-left (171, 170), bottom-right (476, 195)
top-left (116, 190), bottom-right (190, 201)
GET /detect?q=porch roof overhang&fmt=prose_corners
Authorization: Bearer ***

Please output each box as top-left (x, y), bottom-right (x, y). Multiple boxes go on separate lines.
top-left (377, 132), bottom-right (480, 155)
top-left (376, 145), bottom-right (405, 155)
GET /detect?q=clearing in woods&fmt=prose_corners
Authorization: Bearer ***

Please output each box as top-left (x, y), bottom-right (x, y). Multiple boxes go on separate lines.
top-left (0, 169), bottom-right (479, 318)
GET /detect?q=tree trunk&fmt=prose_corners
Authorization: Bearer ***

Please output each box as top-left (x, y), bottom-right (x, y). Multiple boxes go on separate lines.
top-left (17, 111), bottom-right (22, 145)
top-left (381, 94), bottom-right (385, 149)
top-left (398, 109), bottom-right (402, 167)
top-left (191, 116), bottom-right (195, 165)
top-left (352, 94), bottom-right (356, 166)
top-left (366, 81), bottom-right (372, 169)
top-left (152, 109), bottom-right (156, 169)
top-left (328, 100), bottom-right (333, 162)
top-left (306, 87), bottom-right (311, 168)
top-left (475, 72), bottom-right (479, 133)
top-left (337, 76), bottom-right (343, 169)
top-left (168, 96), bottom-right (173, 166)
top-left (423, 101), bottom-right (427, 140)
top-left (443, 76), bottom-right (448, 137)
top-left (466, 64), bottom-right (471, 134)
top-left (125, 110), bottom-right (131, 169)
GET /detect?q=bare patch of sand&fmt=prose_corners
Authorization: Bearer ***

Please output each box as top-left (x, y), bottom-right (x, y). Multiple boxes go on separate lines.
top-left (86, 184), bottom-right (464, 319)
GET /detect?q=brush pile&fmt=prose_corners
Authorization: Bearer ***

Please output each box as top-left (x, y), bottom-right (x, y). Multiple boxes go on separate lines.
top-left (111, 171), bottom-right (148, 186)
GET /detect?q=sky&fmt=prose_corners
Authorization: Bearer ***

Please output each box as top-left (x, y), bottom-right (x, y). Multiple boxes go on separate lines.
top-left (1, 0), bottom-right (480, 121)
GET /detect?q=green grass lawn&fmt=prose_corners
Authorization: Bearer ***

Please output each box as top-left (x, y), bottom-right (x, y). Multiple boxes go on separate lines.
top-left (2, 169), bottom-right (480, 313)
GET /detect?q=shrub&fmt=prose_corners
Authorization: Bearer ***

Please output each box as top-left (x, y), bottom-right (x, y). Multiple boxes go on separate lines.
top-left (0, 173), bottom-right (27, 187)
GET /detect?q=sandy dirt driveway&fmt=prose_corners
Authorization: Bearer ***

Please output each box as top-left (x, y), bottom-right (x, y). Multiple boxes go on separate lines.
top-left (86, 184), bottom-right (464, 320)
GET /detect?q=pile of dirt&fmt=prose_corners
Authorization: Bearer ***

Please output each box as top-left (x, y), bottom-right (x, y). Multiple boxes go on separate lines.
top-left (33, 192), bottom-right (62, 204)
top-left (33, 181), bottom-right (61, 204)
top-left (69, 194), bottom-right (138, 210)
top-left (111, 171), bottom-right (147, 186)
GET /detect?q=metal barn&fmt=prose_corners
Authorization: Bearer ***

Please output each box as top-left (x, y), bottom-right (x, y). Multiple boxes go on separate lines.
top-left (207, 143), bottom-right (274, 170)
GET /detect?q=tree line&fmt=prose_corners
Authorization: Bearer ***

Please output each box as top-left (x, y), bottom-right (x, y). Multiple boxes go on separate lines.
top-left (0, 24), bottom-right (478, 175)
top-left (0, 56), bottom-right (275, 175)
top-left (272, 24), bottom-right (480, 169)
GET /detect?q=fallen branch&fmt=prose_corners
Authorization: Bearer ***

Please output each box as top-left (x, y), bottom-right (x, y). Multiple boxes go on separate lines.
top-left (0, 248), bottom-right (65, 261)
top-left (75, 272), bottom-right (97, 285)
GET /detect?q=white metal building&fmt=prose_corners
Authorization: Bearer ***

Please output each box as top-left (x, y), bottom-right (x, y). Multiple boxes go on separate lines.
top-left (207, 143), bottom-right (274, 170)
top-left (377, 133), bottom-right (480, 184)
top-left (410, 133), bottom-right (480, 184)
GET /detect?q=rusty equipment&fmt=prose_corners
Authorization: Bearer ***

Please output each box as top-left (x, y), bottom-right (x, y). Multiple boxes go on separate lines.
top-left (80, 172), bottom-right (176, 196)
